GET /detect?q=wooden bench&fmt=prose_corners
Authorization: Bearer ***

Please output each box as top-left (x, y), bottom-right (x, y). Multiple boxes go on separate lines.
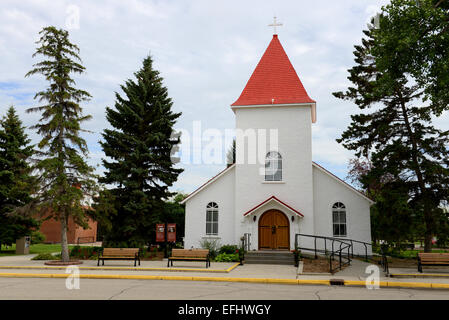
top-left (167, 249), bottom-right (210, 268)
top-left (98, 248), bottom-right (140, 267)
top-left (418, 253), bottom-right (449, 273)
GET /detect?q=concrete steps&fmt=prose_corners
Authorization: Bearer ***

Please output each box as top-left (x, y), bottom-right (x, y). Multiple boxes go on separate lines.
top-left (244, 251), bottom-right (295, 265)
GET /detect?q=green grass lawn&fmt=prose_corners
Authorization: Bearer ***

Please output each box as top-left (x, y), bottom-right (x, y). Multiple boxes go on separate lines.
top-left (399, 248), bottom-right (449, 259)
top-left (0, 243), bottom-right (75, 257)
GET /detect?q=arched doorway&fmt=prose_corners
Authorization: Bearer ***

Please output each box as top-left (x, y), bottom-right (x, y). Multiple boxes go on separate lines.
top-left (258, 210), bottom-right (289, 250)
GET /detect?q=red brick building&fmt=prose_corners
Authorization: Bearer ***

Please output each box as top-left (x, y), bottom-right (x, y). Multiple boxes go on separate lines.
top-left (39, 211), bottom-right (97, 244)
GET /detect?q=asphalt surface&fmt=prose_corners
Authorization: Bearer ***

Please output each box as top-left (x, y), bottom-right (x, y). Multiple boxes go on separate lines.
top-left (0, 277), bottom-right (448, 300)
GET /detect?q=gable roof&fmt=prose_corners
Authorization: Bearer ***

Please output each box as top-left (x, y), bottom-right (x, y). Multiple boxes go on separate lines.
top-left (243, 195), bottom-right (304, 217)
top-left (231, 34), bottom-right (315, 107)
top-left (180, 164), bottom-right (235, 204)
top-left (312, 162), bottom-right (374, 204)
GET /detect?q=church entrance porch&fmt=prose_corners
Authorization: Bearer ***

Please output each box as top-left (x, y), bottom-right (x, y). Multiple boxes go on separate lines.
top-left (258, 210), bottom-right (289, 250)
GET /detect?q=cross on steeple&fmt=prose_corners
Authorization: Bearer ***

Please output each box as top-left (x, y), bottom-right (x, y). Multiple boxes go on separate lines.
top-left (268, 16), bottom-right (283, 35)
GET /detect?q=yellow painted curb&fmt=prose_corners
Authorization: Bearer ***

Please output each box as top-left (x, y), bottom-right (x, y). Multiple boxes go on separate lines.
top-left (431, 283), bottom-right (449, 289)
top-left (0, 272), bottom-right (448, 289)
top-left (226, 263), bottom-right (240, 272)
top-left (0, 263), bottom-right (240, 274)
top-left (343, 280), bottom-right (366, 286)
top-left (297, 279), bottom-right (330, 285)
top-left (390, 273), bottom-right (449, 278)
top-left (386, 281), bottom-right (432, 289)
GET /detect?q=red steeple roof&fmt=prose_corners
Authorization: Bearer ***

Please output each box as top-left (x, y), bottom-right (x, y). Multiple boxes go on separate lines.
top-left (231, 35), bottom-right (315, 107)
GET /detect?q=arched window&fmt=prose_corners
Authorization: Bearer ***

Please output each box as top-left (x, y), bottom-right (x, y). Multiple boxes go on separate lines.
top-left (332, 202), bottom-right (347, 237)
top-left (206, 202), bottom-right (219, 235)
top-left (265, 151), bottom-right (282, 181)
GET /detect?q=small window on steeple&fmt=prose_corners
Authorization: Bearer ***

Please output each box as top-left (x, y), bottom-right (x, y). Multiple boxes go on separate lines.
top-left (265, 151), bottom-right (282, 181)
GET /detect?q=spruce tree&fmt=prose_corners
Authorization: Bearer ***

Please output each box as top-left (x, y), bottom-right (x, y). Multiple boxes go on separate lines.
top-left (23, 26), bottom-right (97, 261)
top-left (334, 6), bottom-right (449, 252)
top-left (100, 55), bottom-right (182, 245)
top-left (0, 107), bottom-right (37, 249)
top-left (226, 139), bottom-right (236, 167)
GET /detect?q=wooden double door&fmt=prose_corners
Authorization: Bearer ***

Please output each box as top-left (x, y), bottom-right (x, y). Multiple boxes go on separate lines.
top-left (258, 210), bottom-right (290, 250)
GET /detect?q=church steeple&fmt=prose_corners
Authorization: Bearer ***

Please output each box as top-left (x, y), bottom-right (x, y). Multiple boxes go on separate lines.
top-left (231, 34), bottom-right (316, 121)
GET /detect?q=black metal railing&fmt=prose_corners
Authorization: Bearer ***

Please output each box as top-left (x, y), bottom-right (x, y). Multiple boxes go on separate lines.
top-left (337, 238), bottom-right (372, 261)
top-left (381, 252), bottom-right (389, 275)
top-left (240, 233), bottom-right (251, 265)
top-left (294, 233), bottom-right (352, 274)
top-left (294, 233), bottom-right (390, 275)
top-left (339, 238), bottom-right (389, 275)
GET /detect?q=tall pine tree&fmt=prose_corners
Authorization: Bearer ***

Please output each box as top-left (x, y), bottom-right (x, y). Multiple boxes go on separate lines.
top-left (0, 107), bottom-right (37, 249)
top-left (99, 55), bottom-right (182, 246)
top-left (23, 26), bottom-right (97, 261)
top-left (334, 3), bottom-right (449, 252)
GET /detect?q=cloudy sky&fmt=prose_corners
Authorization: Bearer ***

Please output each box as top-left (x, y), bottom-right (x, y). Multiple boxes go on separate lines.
top-left (0, 0), bottom-right (407, 194)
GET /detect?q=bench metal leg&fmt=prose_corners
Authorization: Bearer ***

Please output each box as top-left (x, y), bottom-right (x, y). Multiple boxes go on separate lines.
top-left (418, 261), bottom-right (422, 273)
top-left (167, 259), bottom-right (170, 267)
top-left (97, 259), bottom-right (100, 267)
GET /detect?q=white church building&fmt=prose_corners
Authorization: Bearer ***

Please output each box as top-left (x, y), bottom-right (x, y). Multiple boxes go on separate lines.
top-left (182, 33), bottom-right (373, 255)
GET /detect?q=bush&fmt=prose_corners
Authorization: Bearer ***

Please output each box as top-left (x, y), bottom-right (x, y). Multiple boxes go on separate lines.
top-left (219, 244), bottom-right (238, 255)
top-left (174, 242), bottom-right (184, 249)
top-left (199, 238), bottom-right (221, 259)
top-left (31, 231), bottom-right (46, 245)
top-left (31, 253), bottom-right (58, 260)
top-left (214, 253), bottom-right (239, 262)
top-left (102, 240), bottom-right (146, 248)
top-left (139, 246), bottom-right (161, 259)
top-left (69, 246), bottom-right (102, 259)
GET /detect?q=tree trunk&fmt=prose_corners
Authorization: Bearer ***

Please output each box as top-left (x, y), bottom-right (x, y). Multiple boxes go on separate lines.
top-left (398, 95), bottom-right (433, 252)
top-left (60, 210), bottom-right (70, 262)
top-left (424, 225), bottom-right (433, 253)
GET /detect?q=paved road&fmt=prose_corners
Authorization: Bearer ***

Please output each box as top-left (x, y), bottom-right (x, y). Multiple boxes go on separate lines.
top-left (0, 278), bottom-right (448, 300)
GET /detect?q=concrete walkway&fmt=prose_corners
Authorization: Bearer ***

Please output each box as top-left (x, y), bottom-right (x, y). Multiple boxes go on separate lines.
top-left (1, 254), bottom-right (449, 289)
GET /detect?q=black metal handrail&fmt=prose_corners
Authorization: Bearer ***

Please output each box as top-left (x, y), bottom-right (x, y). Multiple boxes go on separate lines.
top-left (381, 252), bottom-right (389, 275)
top-left (240, 233), bottom-right (251, 265)
top-left (337, 238), bottom-right (372, 261)
top-left (294, 233), bottom-right (352, 274)
top-left (338, 238), bottom-right (389, 275)
top-left (294, 233), bottom-right (390, 275)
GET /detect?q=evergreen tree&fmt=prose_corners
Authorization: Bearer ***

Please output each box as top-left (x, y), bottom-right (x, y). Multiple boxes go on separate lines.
top-left (334, 3), bottom-right (449, 252)
top-left (100, 55), bottom-right (182, 245)
top-left (160, 193), bottom-right (187, 243)
top-left (0, 107), bottom-right (38, 249)
top-left (23, 26), bottom-right (97, 261)
top-left (226, 139), bottom-right (236, 167)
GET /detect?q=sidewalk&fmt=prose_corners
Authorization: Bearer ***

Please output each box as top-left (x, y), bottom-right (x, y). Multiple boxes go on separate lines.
top-left (1, 254), bottom-right (449, 289)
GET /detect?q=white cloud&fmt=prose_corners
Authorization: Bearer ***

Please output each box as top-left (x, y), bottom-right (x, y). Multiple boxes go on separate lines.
top-left (4, 0), bottom-right (435, 195)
